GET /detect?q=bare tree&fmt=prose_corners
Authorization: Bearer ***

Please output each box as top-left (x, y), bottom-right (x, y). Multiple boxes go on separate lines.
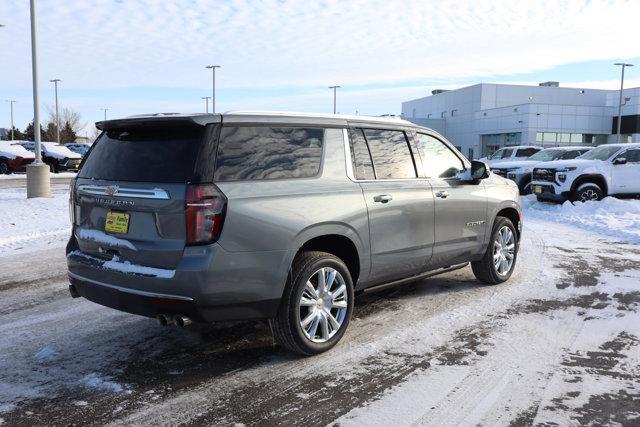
top-left (45, 105), bottom-right (87, 142)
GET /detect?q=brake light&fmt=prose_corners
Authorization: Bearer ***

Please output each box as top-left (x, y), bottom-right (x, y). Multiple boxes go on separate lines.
top-left (69, 178), bottom-right (76, 225)
top-left (185, 184), bottom-right (227, 245)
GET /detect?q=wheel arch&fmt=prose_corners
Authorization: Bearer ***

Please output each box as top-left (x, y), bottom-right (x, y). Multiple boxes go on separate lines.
top-left (571, 174), bottom-right (608, 195)
top-left (495, 206), bottom-right (521, 240)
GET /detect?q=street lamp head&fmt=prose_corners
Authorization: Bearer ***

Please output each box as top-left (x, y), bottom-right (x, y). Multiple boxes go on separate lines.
top-left (205, 65), bottom-right (221, 69)
top-left (614, 63), bottom-right (634, 67)
top-left (329, 85), bottom-right (341, 89)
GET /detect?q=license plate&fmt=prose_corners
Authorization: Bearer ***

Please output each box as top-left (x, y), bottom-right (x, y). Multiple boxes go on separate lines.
top-left (534, 185), bottom-right (542, 194)
top-left (105, 211), bottom-right (130, 234)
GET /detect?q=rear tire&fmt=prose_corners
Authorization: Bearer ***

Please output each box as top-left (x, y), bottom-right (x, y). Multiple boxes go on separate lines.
top-left (472, 217), bottom-right (518, 285)
top-left (571, 183), bottom-right (603, 203)
top-left (271, 251), bottom-right (354, 355)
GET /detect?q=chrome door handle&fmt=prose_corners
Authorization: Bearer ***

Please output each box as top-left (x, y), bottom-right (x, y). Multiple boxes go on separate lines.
top-left (373, 194), bottom-right (393, 203)
top-left (435, 190), bottom-right (449, 199)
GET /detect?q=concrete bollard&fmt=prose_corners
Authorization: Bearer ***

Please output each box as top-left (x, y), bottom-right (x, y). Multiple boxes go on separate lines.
top-left (26, 163), bottom-right (51, 198)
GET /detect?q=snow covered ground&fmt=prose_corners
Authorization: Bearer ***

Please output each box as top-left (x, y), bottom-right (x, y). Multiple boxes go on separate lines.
top-left (0, 172), bottom-right (77, 180)
top-left (0, 187), bottom-right (639, 425)
top-left (0, 187), bottom-right (71, 257)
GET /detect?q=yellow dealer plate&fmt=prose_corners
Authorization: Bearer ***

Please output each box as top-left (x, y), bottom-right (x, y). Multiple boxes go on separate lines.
top-left (105, 211), bottom-right (130, 234)
top-left (534, 185), bottom-right (542, 194)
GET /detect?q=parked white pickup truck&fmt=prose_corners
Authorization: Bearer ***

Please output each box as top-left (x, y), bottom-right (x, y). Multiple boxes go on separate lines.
top-left (479, 145), bottom-right (542, 166)
top-left (531, 143), bottom-right (640, 202)
top-left (490, 146), bottom-right (592, 194)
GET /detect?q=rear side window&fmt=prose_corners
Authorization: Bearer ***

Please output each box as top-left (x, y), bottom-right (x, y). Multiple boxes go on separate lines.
top-left (214, 127), bottom-right (323, 181)
top-left (362, 129), bottom-right (416, 179)
top-left (349, 129), bottom-right (375, 180)
top-left (516, 148), bottom-right (539, 157)
top-left (79, 126), bottom-right (204, 182)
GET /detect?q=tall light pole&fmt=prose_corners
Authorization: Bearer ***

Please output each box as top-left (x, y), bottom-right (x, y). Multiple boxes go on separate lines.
top-left (201, 96), bottom-right (211, 113)
top-left (5, 100), bottom-right (16, 140)
top-left (50, 79), bottom-right (61, 144)
top-left (329, 86), bottom-right (340, 114)
top-left (26, 0), bottom-right (50, 198)
top-left (205, 65), bottom-right (221, 113)
top-left (101, 108), bottom-right (109, 121)
top-left (614, 62), bottom-right (633, 144)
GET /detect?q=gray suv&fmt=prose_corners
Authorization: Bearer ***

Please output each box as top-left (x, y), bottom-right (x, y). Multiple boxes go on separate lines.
top-left (67, 112), bottom-right (522, 355)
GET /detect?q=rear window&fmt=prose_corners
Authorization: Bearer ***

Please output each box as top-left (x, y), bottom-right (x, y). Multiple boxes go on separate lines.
top-left (79, 126), bottom-right (204, 182)
top-left (214, 127), bottom-right (324, 181)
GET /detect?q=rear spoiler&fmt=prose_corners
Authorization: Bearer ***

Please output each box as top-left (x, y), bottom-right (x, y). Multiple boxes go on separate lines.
top-left (96, 114), bottom-right (222, 131)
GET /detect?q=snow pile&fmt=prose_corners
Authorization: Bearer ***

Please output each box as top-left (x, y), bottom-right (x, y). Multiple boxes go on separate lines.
top-left (77, 229), bottom-right (136, 250)
top-left (0, 189), bottom-right (71, 256)
top-left (79, 374), bottom-right (127, 393)
top-left (523, 195), bottom-right (640, 244)
top-left (0, 172), bottom-right (76, 180)
top-left (68, 251), bottom-right (175, 278)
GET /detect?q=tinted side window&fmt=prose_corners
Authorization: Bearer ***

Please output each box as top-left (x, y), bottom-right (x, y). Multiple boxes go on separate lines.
top-left (214, 127), bottom-right (324, 181)
top-left (79, 126), bottom-right (205, 183)
top-left (349, 129), bottom-right (375, 180)
top-left (416, 133), bottom-right (464, 178)
top-left (561, 150), bottom-right (580, 160)
top-left (516, 148), bottom-right (538, 157)
top-left (362, 129), bottom-right (416, 179)
top-left (621, 149), bottom-right (640, 163)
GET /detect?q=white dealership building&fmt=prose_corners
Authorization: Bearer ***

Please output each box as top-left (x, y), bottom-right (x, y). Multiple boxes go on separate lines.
top-left (401, 82), bottom-right (640, 159)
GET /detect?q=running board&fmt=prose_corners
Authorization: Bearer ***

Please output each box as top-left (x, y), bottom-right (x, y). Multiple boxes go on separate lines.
top-left (360, 262), bottom-right (469, 294)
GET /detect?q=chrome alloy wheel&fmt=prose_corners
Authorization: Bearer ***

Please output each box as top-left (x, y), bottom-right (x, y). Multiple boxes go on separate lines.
top-left (579, 189), bottom-right (599, 202)
top-left (493, 226), bottom-right (515, 276)
top-left (298, 267), bottom-right (348, 343)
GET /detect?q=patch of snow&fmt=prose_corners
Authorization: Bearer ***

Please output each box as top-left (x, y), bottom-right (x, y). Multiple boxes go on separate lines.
top-left (33, 346), bottom-right (59, 363)
top-left (77, 229), bottom-right (136, 250)
top-left (79, 373), bottom-right (126, 393)
top-left (68, 251), bottom-right (175, 278)
top-left (0, 172), bottom-right (77, 180)
top-left (523, 195), bottom-right (640, 244)
top-left (0, 189), bottom-right (71, 257)
top-left (0, 142), bottom-right (35, 160)
top-left (73, 400), bottom-right (89, 407)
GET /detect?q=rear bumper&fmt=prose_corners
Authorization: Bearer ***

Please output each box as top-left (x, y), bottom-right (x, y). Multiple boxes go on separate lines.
top-left (66, 237), bottom-right (289, 322)
top-left (68, 272), bottom-right (279, 322)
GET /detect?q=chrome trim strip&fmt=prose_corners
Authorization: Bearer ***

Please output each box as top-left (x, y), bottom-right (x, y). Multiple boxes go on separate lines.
top-left (77, 184), bottom-right (170, 200)
top-left (68, 271), bottom-right (194, 302)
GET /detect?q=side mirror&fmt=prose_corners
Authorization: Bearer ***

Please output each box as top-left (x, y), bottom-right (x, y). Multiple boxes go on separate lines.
top-left (613, 157), bottom-right (627, 165)
top-left (471, 160), bottom-right (490, 180)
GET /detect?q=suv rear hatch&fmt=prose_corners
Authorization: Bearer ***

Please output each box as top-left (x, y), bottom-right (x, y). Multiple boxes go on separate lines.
top-left (72, 123), bottom-right (216, 270)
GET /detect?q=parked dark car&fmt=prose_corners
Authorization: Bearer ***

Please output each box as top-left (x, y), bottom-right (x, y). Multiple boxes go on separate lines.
top-left (19, 141), bottom-right (82, 172)
top-left (0, 141), bottom-right (35, 174)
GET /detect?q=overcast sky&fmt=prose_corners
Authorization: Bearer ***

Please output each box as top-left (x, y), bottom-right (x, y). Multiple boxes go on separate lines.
top-left (2, 0), bottom-right (640, 135)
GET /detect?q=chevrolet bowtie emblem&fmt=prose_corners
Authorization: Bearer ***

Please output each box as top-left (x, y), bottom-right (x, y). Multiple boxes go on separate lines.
top-left (105, 185), bottom-right (119, 196)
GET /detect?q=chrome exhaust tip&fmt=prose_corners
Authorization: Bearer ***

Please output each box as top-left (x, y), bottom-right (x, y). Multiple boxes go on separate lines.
top-left (175, 315), bottom-right (192, 327)
top-left (158, 314), bottom-right (173, 326)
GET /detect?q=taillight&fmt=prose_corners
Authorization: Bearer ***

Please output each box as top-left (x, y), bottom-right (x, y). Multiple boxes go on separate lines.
top-left (185, 184), bottom-right (227, 245)
top-left (69, 178), bottom-right (76, 225)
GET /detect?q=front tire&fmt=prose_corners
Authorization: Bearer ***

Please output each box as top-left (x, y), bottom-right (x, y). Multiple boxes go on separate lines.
top-left (271, 251), bottom-right (354, 355)
top-left (571, 183), bottom-right (603, 203)
top-left (0, 160), bottom-right (9, 175)
top-left (472, 217), bottom-right (518, 285)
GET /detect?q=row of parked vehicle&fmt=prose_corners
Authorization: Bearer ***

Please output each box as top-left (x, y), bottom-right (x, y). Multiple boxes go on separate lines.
top-left (482, 143), bottom-right (640, 202)
top-left (0, 140), bottom-right (91, 174)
